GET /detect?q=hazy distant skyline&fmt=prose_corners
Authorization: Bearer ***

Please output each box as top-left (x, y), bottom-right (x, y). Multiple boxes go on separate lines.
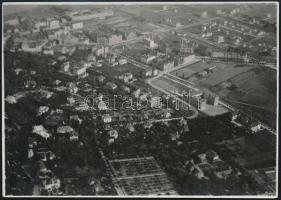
top-left (3, 4), bottom-right (40, 15)
top-left (3, 3), bottom-right (277, 16)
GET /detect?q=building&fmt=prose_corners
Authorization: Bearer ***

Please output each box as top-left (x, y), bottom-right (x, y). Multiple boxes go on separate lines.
top-left (61, 33), bottom-right (79, 45)
top-left (141, 67), bottom-right (153, 78)
top-left (170, 132), bottom-right (180, 141)
top-left (75, 32), bottom-right (90, 44)
top-left (118, 58), bottom-right (127, 65)
top-left (86, 54), bottom-right (96, 62)
top-left (217, 9), bottom-right (223, 15)
top-left (108, 129), bottom-right (118, 140)
top-left (182, 54), bottom-right (196, 64)
top-left (73, 66), bottom-right (88, 79)
top-left (211, 51), bottom-right (225, 58)
top-left (43, 48), bottom-right (54, 55)
top-left (218, 36), bottom-right (225, 43)
top-left (122, 73), bottom-right (133, 83)
top-left (198, 98), bottom-right (207, 111)
top-left (70, 115), bottom-right (82, 125)
top-left (139, 93), bottom-right (148, 101)
top-left (82, 61), bottom-right (92, 68)
top-left (48, 19), bottom-right (60, 29)
top-left (38, 161), bottom-right (48, 173)
top-left (235, 38), bottom-right (240, 45)
top-left (121, 85), bottom-right (130, 93)
top-left (141, 54), bottom-right (156, 64)
top-left (57, 126), bottom-right (74, 135)
top-left (212, 160), bottom-right (232, 179)
top-left (153, 68), bottom-right (159, 76)
top-left (158, 59), bottom-right (175, 72)
top-left (103, 114), bottom-right (112, 123)
top-left (206, 150), bottom-right (220, 162)
top-left (133, 89), bottom-right (141, 98)
top-left (108, 34), bottom-right (123, 45)
top-left (61, 62), bottom-right (70, 72)
top-left (97, 75), bottom-right (106, 83)
top-left (106, 82), bottom-right (117, 90)
top-left (108, 54), bottom-right (117, 64)
top-left (69, 131), bottom-right (79, 141)
top-left (32, 125), bottom-right (51, 139)
top-left (54, 46), bottom-right (68, 55)
top-left (96, 46), bottom-right (109, 57)
top-left (72, 22), bottom-right (84, 30)
top-left (97, 99), bottom-right (107, 111)
top-left (35, 21), bottom-right (47, 29)
top-left (143, 38), bottom-right (158, 49)
top-left (250, 122), bottom-right (262, 133)
top-left (207, 95), bottom-right (220, 106)
top-left (21, 40), bottom-right (48, 53)
top-left (37, 150), bottom-right (56, 161)
top-left (5, 18), bottom-right (19, 26)
top-left (125, 31), bottom-right (137, 40)
top-left (151, 96), bottom-right (162, 108)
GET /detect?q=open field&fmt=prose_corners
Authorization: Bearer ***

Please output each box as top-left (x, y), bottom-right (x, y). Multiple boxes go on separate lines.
top-left (217, 134), bottom-right (276, 169)
top-left (199, 65), bottom-right (253, 86)
top-left (172, 61), bottom-right (254, 85)
top-left (203, 67), bottom-right (276, 127)
top-left (217, 68), bottom-right (277, 127)
top-left (171, 61), bottom-right (215, 78)
top-left (171, 61), bottom-right (277, 126)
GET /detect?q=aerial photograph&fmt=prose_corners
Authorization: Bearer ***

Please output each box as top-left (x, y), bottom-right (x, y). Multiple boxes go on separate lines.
top-left (2, 2), bottom-right (278, 197)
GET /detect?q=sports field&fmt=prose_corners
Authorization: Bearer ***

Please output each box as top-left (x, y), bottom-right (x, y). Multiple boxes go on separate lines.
top-left (151, 76), bottom-right (197, 94)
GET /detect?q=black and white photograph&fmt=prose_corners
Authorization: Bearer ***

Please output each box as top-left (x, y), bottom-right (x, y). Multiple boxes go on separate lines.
top-left (2, 1), bottom-right (278, 197)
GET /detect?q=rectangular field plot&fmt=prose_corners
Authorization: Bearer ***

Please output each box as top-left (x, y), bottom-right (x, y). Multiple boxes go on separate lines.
top-left (109, 157), bottom-right (178, 195)
top-left (172, 61), bottom-right (254, 86)
top-left (118, 174), bottom-right (176, 196)
top-left (110, 157), bottom-right (162, 177)
top-left (200, 64), bottom-right (253, 86)
top-left (151, 76), bottom-right (197, 93)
